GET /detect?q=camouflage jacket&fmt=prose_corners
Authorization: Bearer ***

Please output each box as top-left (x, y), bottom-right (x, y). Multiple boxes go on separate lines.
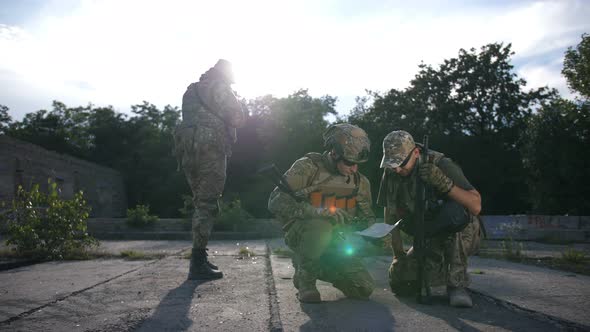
top-left (377, 149), bottom-right (475, 227)
top-left (268, 151), bottom-right (375, 224)
top-left (179, 68), bottom-right (245, 156)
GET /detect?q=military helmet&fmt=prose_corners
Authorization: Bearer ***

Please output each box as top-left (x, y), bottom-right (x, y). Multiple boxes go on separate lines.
top-left (213, 59), bottom-right (235, 84)
top-left (323, 123), bottom-right (370, 163)
top-left (380, 130), bottom-right (416, 168)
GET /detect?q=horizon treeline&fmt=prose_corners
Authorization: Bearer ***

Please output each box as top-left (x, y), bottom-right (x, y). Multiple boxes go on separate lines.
top-left (1, 37), bottom-right (589, 217)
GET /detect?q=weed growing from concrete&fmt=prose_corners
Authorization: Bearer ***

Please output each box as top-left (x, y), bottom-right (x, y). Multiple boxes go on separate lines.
top-left (561, 248), bottom-right (587, 264)
top-left (238, 246), bottom-right (255, 259)
top-left (499, 222), bottom-right (526, 261)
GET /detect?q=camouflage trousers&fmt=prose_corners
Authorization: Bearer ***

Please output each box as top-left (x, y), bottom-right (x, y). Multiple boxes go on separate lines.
top-left (285, 218), bottom-right (375, 299)
top-left (389, 214), bottom-right (482, 291)
top-left (182, 144), bottom-right (227, 249)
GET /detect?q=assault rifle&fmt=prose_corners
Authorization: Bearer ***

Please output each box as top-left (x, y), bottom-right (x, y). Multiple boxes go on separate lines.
top-left (256, 163), bottom-right (304, 203)
top-left (414, 135), bottom-right (432, 304)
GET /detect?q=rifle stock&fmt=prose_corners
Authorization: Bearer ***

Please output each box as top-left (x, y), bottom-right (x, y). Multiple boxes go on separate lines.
top-left (257, 164), bottom-right (304, 203)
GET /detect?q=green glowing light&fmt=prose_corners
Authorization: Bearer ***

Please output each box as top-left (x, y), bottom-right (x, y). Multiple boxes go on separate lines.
top-left (344, 245), bottom-right (355, 256)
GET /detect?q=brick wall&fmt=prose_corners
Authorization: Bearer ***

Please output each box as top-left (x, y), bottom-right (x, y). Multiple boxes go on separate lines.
top-left (0, 135), bottom-right (126, 217)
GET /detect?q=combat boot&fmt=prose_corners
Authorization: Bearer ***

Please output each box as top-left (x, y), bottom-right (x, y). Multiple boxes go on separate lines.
top-left (448, 286), bottom-right (473, 308)
top-left (297, 270), bottom-right (321, 303)
top-left (188, 248), bottom-right (223, 280)
top-left (205, 248), bottom-right (219, 270)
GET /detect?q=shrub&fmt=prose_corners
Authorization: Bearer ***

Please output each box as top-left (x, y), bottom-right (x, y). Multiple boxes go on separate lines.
top-left (2, 179), bottom-right (98, 260)
top-left (561, 248), bottom-right (587, 264)
top-left (178, 194), bottom-right (194, 223)
top-left (126, 204), bottom-right (158, 227)
top-left (215, 199), bottom-right (252, 231)
top-left (500, 239), bottom-right (525, 261)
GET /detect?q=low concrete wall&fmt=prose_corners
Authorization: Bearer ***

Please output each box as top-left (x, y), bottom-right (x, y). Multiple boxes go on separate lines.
top-left (481, 215), bottom-right (590, 242)
top-left (4, 215), bottom-right (589, 242)
top-left (86, 218), bottom-right (284, 240)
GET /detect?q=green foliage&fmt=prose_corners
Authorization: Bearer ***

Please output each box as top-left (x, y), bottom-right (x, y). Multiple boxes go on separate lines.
top-left (178, 194), bottom-right (194, 222)
top-left (2, 179), bottom-right (97, 260)
top-left (349, 43), bottom-right (556, 214)
top-left (4, 39), bottom-right (586, 218)
top-left (562, 33), bottom-right (590, 99)
top-left (126, 204), bottom-right (158, 227)
top-left (561, 248), bottom-right (587, 264)
top-left (0, 104), bottom-right (12, 134)
top-left (499, 222), bottom-right (525, 260)
top-left (521, 99), bottom-right (590, 214)
top-left (215, 199), bottom-right (253, 231)
top-left (5, 100), bottom-right (187, 218)
top-left (237, 246), bottom-right (256, 258)
top-left (500, 239), bottom-right (525, 261)
top-left (253, 89), bottom-right (336, 171)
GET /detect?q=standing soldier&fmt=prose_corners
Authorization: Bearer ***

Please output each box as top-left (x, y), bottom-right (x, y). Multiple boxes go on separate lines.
top-left (268, 123), bottom-right (375, 303)
top-left (173, 59), bottom-right (245, 280)
top-left (378, 130), bottom-right (483, 307)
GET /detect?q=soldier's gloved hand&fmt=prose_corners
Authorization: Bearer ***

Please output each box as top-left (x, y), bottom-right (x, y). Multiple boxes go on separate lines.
top-left (300, 204), bottom-right (337, 220)
top-left (328, 207), bottom-right (351, 225)
top-left (300, 204), bottom-right (350, 225)
top-left (300, 203), bottom-right (323, 219)
top-left (418, 162), bottom-right (454, 194)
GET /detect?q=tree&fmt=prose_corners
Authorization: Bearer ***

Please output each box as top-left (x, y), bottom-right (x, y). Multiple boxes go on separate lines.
top-left (349, 43), bottom-right (556, 214)
top-left (256, 89), bottom-right (337, 171)
top-left (521, 99), bottom-right (590, 214)
top-left (563, 33), bottom-right (590, 99)
top-left (0, 104), bottom-right (12, 134)
top-left (6, 101), bottom-right (93, 158)
top-left (7, 101), bottom-right (187, 217)
top-left (224, 90), bottom-right (337, 216)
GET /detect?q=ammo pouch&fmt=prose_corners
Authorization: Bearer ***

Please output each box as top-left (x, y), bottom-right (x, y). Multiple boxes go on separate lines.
top-left (400, 200), bottom-right (470, 238)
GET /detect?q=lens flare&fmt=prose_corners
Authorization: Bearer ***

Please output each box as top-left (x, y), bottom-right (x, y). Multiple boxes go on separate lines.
top-left (344, 244), bottom-right (354, 256)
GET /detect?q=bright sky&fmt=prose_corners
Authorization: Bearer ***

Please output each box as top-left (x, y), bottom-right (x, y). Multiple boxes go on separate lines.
top-left (1, 0), bottom-right (588, 121)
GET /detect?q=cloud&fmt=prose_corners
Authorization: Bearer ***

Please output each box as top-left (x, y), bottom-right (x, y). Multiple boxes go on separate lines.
top-left (0, 0), bottom-right (589, 120)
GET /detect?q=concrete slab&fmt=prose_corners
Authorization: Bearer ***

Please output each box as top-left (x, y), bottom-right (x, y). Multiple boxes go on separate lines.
top-left (1, 239), bottom-right (588, 331)
top-left (96, 240), bottom-right (191, 255)
top-left (0, 259), bottom-right (148, 322)
top-left (470, 257), bottom-right (590, 328)
top-left (267, 239), bottom-right (562, 331)
top-left (0, 242), bottom-right (271, 332)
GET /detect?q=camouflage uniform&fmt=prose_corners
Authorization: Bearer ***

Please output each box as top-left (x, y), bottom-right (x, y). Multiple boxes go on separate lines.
top-left (173, 59), bottom-right (245, 279)
top-left (268, 124), bottom-right (375, 302)
top-left (377, 131), bottom-right (483, 294)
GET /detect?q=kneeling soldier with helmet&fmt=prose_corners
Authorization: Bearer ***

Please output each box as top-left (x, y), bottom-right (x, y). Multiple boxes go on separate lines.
top-left (268, 123), bottom-right (376, 303)
top-left (378, 130), bottom-right (484, 307)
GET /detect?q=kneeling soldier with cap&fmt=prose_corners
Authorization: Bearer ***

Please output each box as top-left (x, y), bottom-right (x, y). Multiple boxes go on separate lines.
top-left (378, 130), bottom-right (484, 307)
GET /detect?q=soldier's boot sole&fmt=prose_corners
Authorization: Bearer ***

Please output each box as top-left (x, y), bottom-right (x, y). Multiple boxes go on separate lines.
top-left (205, 248), bottom-right (219, 270)
top-left (206, 261), bottom-right (219, 270)
top-left (188, 263), bottom-right (223, 280)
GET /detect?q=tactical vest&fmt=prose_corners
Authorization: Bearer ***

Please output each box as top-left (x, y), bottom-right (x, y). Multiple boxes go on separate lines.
top-left (297, 152), bottom-right (360, 214)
